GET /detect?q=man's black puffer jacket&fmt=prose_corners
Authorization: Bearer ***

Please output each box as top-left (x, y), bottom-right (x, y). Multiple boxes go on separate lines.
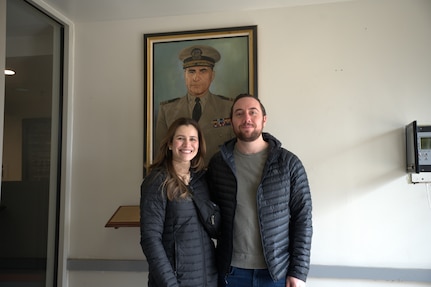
top-left (140, 169), bottom-right (218, 287)
top-left (207, 133), bottom-right (313, 283)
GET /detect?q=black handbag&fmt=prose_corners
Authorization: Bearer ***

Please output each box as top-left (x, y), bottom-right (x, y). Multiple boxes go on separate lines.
top-left (191, 194), bottom-right (221, 238)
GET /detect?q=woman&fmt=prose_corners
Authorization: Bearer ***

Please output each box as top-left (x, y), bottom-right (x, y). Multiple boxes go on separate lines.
top-left (140, 117), bottom-right (219, 287)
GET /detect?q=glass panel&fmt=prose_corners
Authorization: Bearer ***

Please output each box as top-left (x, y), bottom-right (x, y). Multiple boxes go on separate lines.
top-left (0, 1), bottom-right (63, 286)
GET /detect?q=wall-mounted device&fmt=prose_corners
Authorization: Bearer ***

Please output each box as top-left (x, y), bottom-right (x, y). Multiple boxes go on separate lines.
top-left (406, 121), bottom-right (431, 174)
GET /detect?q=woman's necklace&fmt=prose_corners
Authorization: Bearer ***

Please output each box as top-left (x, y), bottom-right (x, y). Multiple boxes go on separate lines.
top-left (178, 172), bottom-right (190, 184)
top-left (173, 162), bottom-right (191, 184)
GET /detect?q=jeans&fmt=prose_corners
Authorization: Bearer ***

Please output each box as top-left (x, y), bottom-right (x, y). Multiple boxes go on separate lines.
top-left (220, 266), bottom-right (286, 287)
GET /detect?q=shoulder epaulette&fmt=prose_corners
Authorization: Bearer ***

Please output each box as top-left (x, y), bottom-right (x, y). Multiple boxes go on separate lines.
top-left (216, 95), bottom-right (234, 101)
top-left (160, 97), bottom-right (181, 105)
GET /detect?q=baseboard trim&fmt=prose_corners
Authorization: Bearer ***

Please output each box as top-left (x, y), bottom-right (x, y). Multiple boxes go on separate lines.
top-left (67, 259), bottom-right (431, 283)
top-left (67, 259), bottom-right (148, 272)
top-left (309, 264), bottom-right (431, 283)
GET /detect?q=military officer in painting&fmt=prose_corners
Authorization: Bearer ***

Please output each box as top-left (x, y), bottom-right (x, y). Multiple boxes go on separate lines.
top-left (155, 45), bottom-right (235, 164)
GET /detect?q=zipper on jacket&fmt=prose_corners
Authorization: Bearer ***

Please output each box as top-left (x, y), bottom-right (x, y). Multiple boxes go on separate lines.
top-left (199, 225), bottom-right (207, 286)
top-left (174, 235), bottom-right (178, 277)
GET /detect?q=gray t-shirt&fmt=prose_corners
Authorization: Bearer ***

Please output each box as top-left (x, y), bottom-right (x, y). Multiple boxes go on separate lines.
top-left (231, 146), bottom-right (268, 269)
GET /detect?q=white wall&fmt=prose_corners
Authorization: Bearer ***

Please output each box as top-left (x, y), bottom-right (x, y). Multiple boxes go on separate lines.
top-left (67, 0), bottom-right (431, 286)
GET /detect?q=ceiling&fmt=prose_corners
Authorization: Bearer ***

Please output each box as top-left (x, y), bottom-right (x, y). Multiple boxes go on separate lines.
top-left (41, 0), bottom-right (353, 22)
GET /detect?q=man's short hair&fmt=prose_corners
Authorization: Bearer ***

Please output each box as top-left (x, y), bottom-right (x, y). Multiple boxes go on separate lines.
top-left (230, 94), bottom-right (266, 118)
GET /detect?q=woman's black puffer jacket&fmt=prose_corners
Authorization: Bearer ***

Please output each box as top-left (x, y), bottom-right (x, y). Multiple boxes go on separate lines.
top-left (207, 133), bottom-right (313, 283)
top-left (140, 169), bottom-right (218, 287)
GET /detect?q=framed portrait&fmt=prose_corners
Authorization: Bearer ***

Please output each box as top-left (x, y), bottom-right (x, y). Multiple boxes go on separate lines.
top-left (144, 25), bottom-right (257, 170)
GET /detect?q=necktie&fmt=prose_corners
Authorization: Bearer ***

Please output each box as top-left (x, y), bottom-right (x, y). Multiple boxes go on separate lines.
top-left (192, 97), bottom-right (202, 122)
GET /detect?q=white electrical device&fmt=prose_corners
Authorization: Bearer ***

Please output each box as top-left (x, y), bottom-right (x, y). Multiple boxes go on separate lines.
top-left (406, 121), bottom-right (431, 184)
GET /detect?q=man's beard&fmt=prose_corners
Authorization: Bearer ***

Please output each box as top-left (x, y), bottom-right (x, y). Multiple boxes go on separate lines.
top-left (235, 125), bottom-right (262, 142)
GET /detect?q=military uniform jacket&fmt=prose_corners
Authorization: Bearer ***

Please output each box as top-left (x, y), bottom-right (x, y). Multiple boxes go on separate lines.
top-left (156, 92), bottom-right (234, 164)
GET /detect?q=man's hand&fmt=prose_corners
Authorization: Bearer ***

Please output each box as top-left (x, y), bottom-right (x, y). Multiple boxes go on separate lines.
top-left (286, 276), bottom-right (306, 287)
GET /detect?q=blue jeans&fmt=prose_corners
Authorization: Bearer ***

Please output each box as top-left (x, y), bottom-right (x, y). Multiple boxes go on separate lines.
top-left (220, 266), bottom-right (286, 287)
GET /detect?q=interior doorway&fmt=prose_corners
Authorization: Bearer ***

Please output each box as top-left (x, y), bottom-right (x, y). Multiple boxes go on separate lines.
top-left (0, 0), bottom-right (64, 286)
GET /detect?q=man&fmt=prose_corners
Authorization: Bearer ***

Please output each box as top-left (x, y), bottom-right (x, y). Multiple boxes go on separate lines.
top-left (155, 45), bottom-right (235, 164)
top-left (207, 94), bottom-right (313, 287)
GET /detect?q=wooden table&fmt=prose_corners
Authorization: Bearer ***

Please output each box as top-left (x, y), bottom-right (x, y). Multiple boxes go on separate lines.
top-left (105, 205), bottom-right (140, 228)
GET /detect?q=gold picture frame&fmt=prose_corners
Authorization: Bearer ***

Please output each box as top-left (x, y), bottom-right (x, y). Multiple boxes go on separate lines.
top-left (143, 25), bottom-right (257, 172)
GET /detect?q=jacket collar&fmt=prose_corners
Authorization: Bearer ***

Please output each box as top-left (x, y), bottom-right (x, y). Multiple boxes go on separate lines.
top-left (219, 132), bottom-right (282, 171)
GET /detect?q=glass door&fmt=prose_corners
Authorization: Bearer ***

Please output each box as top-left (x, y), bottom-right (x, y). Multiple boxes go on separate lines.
top-left (0, 0), bottom-right (63, 286)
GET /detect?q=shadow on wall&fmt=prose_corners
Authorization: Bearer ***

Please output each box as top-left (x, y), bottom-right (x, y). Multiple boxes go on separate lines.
top-left (308, 127), bottom-right (407, 213)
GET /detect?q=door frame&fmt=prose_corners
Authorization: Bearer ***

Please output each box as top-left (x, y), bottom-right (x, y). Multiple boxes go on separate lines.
top-left (0, 1), bottom-right (74, 286)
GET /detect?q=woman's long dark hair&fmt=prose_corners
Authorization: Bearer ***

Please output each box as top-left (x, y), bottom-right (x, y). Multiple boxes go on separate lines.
top-left (150, 117), bottom-right (206, 200)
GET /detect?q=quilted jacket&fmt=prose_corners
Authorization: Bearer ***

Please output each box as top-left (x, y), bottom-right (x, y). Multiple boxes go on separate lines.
top-left (207, 132), bottom-right (313, 283)
top-left (140, 169), bottom-right (218, 287)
